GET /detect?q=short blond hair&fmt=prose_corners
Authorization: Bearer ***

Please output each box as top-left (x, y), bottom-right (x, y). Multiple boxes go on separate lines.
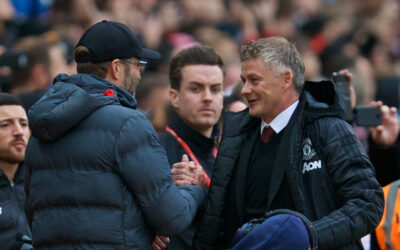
top-left (240, 37), bottom-right (305, 94)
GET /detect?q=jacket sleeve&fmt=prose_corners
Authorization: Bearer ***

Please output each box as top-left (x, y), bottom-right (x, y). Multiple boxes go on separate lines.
top-left (114, 114), bottom-right (206, 236)
top-left (312, 118), bottom-right (384, 249)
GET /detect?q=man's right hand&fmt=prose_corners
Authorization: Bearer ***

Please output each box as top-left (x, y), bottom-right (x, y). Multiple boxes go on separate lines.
top-left (172, 154), bottom-right (207, 188)
top-left (369, 100), bottom-right (399, 146)
top-left (152, 235), bottom-right (169, 250)
top-left (172, 154), bottom-right (197, 186)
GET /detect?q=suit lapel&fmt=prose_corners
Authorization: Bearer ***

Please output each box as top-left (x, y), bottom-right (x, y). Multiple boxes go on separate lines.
top-left (266, 104), bottom-right (303, 209)
top-left (233, 124), bottom-right (260, 223)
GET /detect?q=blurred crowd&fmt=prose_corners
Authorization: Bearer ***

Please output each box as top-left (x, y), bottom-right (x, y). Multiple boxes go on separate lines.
top-left (0, 0), bottom-right (398, 134)
top-left (0, 0), bottom-right (399, 249)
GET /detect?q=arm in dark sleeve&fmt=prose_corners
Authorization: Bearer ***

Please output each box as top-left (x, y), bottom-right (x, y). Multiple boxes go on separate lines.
top-left (115, 115), bottom-right (206, 236)
top-left (312, 119), bottom-right (384, 249)
top-left (368, 135), bottom-right (400, 186)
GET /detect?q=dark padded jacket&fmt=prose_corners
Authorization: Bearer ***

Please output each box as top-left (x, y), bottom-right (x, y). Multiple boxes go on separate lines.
top-left (0, 164), bottom-right (31, 250)
top-left (25, 74), bottom-right (205, 249)
top-left (194, 81), bottom-right (384, 250)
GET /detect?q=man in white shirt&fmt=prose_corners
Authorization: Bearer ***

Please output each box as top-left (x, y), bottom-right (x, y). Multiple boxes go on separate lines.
top-left (194, 36), bottom-right (383, 250)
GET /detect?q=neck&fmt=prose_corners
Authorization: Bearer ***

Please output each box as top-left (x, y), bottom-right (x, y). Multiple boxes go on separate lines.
top-left (197, 126), bottom-right (213, 138)
top-left (0, 161), bottom-right (19, 181)
top-left (263, 95), bottom-right (299, 124)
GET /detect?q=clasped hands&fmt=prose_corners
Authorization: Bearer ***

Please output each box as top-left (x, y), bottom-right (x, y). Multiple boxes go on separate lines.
top-left (151, 154), bottom-right (207, 250)
top-left (171, 154), bottom-right (207, 188)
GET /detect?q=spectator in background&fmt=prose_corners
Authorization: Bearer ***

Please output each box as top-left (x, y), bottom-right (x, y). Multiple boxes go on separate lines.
top-left (369, 100), bottom-right (400, 186)
top-left (0, 93), bottom-right (31, 250)
top-left (135, 73), bottom-right (171, 134)
top-left (153, 46), bottom-right (224, 250)
top-left (194, 36), bottom-right (384, 249)
top-left (367, 100), bottom-right (400, 250)
top-left (10, 34), bottom-right (71, 110)
top-left (374, 178), bottom-right (400, 250)
top-left (24, 20), bottom-right (207, 249)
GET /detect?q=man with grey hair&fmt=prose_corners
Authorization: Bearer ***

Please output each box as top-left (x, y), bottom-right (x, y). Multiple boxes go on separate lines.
top-left (194, 37), bottom-right (383, 249)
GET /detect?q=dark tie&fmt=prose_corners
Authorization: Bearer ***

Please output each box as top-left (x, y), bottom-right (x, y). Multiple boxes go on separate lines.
top-left (262, 126), bottom-right (276, 142)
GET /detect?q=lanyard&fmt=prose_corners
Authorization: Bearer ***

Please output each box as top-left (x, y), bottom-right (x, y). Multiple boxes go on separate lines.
top-left (165, 126), bottom-right (217, 187)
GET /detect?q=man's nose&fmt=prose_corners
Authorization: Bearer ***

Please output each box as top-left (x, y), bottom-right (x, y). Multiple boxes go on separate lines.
top-left (202, 88), bottom-right (213, 102)
top-left (13, 123), bottom-right (24, 136)
top-left (241, 82), bottom-right (251, 96)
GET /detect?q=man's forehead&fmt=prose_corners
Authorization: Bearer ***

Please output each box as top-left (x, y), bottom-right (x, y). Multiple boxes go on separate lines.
top-left (181, 65), bottom-right (224, 83)
top-left (241, 59), bottom-right (272, 76)
top-left (0, 105), bottom-right (27, 120)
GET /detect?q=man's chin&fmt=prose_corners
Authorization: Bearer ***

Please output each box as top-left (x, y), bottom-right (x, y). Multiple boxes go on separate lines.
top-left (196, 119), bottom-right (217, 128)
top-left (248, 108), bottom-right (262, 118)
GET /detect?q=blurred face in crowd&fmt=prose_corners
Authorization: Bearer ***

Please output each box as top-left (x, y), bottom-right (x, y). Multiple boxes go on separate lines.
top-left (49, 45), bottom-right (72, 78)
top-left (170, 65), bottom-right (224, 136)
top-left (121, 57), bottom-right (144, 95)
top-left (0, 105), bottom-right (30, 164)
top-left (240, 58), bottom-right (291, 123)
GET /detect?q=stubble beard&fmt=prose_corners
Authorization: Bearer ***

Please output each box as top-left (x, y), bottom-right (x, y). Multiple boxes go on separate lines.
top-left (123, 65), bottom-right (141, 96)
top-left (0, 148), bottom-right (25, 164)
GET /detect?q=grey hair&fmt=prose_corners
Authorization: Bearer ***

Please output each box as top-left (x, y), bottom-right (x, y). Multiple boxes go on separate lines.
top-left (240, 37), bottom-right (305, 94)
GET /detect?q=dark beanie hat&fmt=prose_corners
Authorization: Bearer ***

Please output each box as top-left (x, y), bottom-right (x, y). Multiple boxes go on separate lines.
top-left (75, 20), bottom-right (161, 63)
top-left (232, 209), bottom-right (317, 250)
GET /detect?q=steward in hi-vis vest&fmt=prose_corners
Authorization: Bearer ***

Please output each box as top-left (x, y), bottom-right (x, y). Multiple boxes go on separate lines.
top-left (376, 179), bottom-right (400, 250)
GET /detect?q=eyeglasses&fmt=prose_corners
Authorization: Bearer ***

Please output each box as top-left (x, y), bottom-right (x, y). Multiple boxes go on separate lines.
top-left (122, 58), bottom-right (147, 71)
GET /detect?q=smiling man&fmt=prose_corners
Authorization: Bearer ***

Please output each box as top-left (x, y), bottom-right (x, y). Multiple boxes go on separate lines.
top-left (194, 37), bottom-right (384, 249)
top-left (154, 46), bottom-right (224, 250)
top-left (0, 93), bottom-right (31, 250)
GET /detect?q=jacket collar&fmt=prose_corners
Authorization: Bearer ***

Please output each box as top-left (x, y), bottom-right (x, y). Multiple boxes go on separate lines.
top-left (0, 162), bottom-right (25, 185)
top-left (29, 74), bottom-right (138, 142)
top-left (169, 112), bottom-right (219, 152)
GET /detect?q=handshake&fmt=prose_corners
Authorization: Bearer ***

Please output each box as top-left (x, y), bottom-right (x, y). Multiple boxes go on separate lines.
top-left (171, 154), bottom-right (208, 188)
top-left (151, 155), bottom-right (208, 250)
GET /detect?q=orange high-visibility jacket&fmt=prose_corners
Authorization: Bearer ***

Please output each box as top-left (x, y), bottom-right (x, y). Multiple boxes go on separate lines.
top-left (375, 179), bottom-right (400, 250)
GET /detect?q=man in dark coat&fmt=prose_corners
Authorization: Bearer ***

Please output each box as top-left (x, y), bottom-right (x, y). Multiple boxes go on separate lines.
top-left (194, 37), bottom-right (384, 249)
top-left (25, 20), bottom-right (206, 249)
top-left (0, 93), bottom-right (31, 250)
top-left (153, 46), bottom-right (224, 249)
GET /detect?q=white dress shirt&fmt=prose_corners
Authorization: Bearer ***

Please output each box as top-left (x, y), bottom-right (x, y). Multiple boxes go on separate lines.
top-left (260, 100), bottom-right (299, 135)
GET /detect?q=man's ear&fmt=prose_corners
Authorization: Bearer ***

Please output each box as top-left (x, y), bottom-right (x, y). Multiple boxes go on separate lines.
top-left (282, 70), bottom-right (293, 89)
top-left (109, 59), bottom-right (121, 80)
top-left (169, 88), bottom-right (179, 109)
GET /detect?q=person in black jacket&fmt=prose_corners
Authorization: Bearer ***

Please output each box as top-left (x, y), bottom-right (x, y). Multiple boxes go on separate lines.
top-left (152, 46), bottom-right (224, 250)
top-left (24, 20), bottom-right (207, 249)
top-left (193, 37), bottom-right (384, 249)
top-left (368, 101), bottom-right (400, 187)
top-left (366, 100), bottom-right (399, 250)
top-left (0, 93), bottom-right (31, 250)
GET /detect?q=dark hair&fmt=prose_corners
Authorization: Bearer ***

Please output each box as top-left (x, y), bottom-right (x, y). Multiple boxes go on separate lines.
top-left (74, 46), bottom-right (110, 78)
top-left (169, 46), bottom-right (224, 90)
top-left (0, 93), bottom-right (23, 106)
top-left (12, 36), bottom-right (51, 87)
top-left (136, 73), bottom-right (169, 107)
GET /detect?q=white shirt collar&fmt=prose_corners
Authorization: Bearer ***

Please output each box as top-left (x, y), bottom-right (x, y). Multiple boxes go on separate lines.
top-left (261, 100), bottom-right (299, 135)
